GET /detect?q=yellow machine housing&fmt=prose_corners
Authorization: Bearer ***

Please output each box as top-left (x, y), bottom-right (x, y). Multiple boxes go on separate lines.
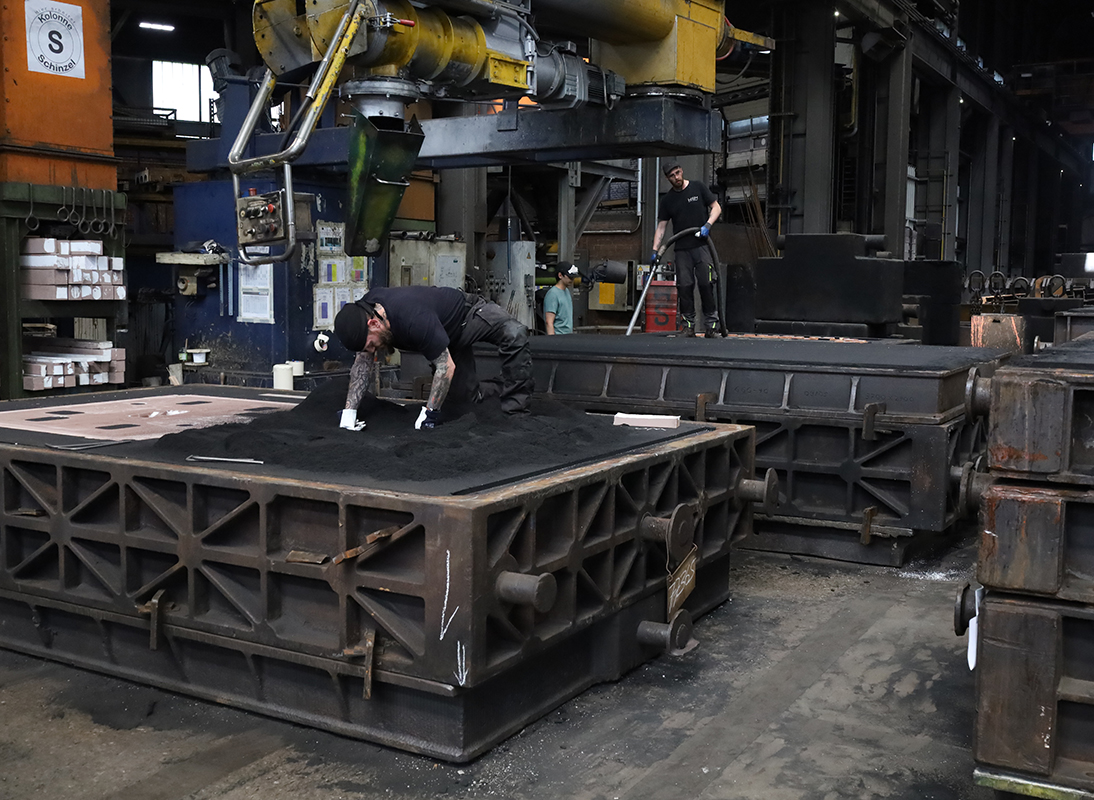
top-left (591, 0), bottom-right (725, 92)
top-left (252, 0), bottom-right (729, 93)
top-left (255, 0), bottom-right (512, 90)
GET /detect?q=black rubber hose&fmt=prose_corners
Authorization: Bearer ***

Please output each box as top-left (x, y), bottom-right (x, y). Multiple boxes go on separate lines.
top-left (653, 226), bottom-right (701, 262)
top-left (702, 237), bottom-right (729, 337)
top-left (654, 227), bottom-right (728, 337)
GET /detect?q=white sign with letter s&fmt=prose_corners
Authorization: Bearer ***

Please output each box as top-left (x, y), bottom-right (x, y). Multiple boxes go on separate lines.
top-left (25, 0), bottom-right (86, 80)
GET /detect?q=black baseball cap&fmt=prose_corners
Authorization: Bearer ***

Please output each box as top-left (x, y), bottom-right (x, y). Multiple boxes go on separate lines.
top-left (333, 302), bottom-right (369, 352)
top-left (662, 161), bottom-right (681, 176)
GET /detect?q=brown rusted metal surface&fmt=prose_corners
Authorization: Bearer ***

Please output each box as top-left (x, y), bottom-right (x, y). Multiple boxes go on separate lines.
top-left (986, 372), bottom-right (1067, 476)
top-left (971, 314), bottom-right (1030, 354)
top-left (985, 369), bottom-right (1094, 484)
top-left (979, 483), bottom-right (1094, 603)
top-left (0, 1), bottom-right (116, 187)
top-left (984, 337), bottom-right (1094, 483)
top-left (0, 394), bottom-right (295, 440)
top-left (0, 401), bottom-right (757, 760)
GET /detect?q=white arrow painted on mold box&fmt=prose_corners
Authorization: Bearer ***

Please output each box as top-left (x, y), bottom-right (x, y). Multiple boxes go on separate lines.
top-left (454, 641), bottom-right (468, 686)
top-left (440, 549), bottom-right (460, 640)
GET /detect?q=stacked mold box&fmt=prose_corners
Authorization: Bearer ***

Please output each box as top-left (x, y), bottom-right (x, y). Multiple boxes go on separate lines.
top-left (754, 234), bottom-right (904, 339)
top-left (967, 337), bottom-right (1094, 796)
top-left (0, 386), bottom-right (763, 761)
top-left (477, 335), bottom-right (1008, 566)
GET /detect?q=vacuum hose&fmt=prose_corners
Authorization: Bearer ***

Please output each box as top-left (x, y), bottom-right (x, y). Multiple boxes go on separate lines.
top-left (626, 228), bottom-right (728, 336)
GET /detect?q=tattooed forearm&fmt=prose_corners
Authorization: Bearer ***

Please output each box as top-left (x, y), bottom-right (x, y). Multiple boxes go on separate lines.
top-left (345, 351), bottom-right (375, 410)
top-left (427, 349), bottom-right (454, 410)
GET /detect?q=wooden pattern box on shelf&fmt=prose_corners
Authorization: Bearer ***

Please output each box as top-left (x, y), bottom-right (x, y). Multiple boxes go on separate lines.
top-left (21, 337), bottom-right (126, 391)
top-left (19, 238), bottom-right (125, 303)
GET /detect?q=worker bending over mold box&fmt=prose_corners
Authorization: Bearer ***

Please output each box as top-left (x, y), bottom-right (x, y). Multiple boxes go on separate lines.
top-left (334, 286), bottom-right (533, 430)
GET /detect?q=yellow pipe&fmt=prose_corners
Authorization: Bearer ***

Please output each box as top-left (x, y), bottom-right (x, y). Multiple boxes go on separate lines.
top-left (409, 7), bottom-right (487, 86)
top-left (520, 0), bottom-right (677, 44)
top-left (359, 0), bottom-right (420, 68)
top-left (309, 0), bottom-right (488, 85)
top-left (359, 1), bottom-right (488, 85)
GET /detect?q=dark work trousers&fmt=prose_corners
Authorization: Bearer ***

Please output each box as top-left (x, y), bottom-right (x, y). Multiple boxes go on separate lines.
top-left (674, 247), bottom-right (718, 331)
top-left (446, 296), bottom-right (533, 415)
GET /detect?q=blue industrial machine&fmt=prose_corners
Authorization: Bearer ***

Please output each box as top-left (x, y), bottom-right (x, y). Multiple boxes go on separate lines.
top-left (172, 178), bottom-right (348, 374)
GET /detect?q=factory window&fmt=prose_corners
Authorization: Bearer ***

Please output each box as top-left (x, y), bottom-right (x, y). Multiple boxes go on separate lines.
top-left (152, 61), bottom-right (215, 123)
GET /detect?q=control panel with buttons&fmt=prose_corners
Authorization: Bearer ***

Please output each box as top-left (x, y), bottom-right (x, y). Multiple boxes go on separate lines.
top-left (236, 189), bottom-right (289, 247)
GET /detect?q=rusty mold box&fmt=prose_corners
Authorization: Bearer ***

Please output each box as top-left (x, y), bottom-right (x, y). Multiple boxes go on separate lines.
top-left (974, 593), bottom-right (1094, 793)
top-left (0, 385), bottom-right (759, 761)
top-left (979, 482), bottom-right (1094, 603)
top-left (978, 338), bottom-right (1094, 484)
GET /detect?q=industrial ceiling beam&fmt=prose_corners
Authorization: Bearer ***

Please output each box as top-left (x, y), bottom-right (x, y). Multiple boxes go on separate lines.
top-left (835, 0), bottom-right (901, 31)
top-left (188, 96), bottom-right (717, 172)
top-left (910, 28), bottom-right (1087, 175)
top-left (418, 97), bottom-right (718, 169)
top-left (550, 161), bottom-right (638, 181)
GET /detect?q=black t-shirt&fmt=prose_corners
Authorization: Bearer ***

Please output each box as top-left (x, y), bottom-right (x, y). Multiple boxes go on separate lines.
top-left (358, 286), bottom-right (467, 361)
top-left (658, 180), bottom-right (716, 251)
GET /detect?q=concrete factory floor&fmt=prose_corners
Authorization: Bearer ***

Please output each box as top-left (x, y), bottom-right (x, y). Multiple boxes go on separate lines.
top-left (0, 537), bottom-right (990, 800)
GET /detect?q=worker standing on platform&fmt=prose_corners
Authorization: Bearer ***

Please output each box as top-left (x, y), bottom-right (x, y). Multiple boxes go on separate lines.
top-left (544, 265), bottom-right (578, 334)
top-left (651, 162), bottom-right (722, 337)
top-left (333, 286), bottom-right (533, 430)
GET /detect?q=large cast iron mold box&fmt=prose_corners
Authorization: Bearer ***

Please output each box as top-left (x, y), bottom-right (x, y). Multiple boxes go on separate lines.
top-left (0, 388), bottom-right (757, 761)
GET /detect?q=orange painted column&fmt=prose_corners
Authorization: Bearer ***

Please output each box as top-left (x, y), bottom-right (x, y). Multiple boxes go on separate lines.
top-left (0, 0), bottom-right (115, 188)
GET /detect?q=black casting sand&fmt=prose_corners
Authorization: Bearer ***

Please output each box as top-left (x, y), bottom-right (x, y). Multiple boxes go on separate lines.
top-left (133, 378), bottom-right (698, 495)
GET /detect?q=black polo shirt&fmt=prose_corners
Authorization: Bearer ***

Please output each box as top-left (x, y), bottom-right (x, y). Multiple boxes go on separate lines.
top-left (357, 286), bottom-right (466, 361)
top-left (658, 180), bottom-right (717, 251)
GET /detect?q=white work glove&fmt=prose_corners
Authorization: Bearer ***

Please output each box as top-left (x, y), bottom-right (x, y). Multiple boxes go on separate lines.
top-left (339, 408), bottom-right (366, 431)
top-left (415, 406), bottom-right (440, 430)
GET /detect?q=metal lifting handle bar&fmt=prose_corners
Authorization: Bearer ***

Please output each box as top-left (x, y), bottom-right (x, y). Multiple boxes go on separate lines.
top-left (229, 0), bottom-right (367, 265)
top-left (626, 227), bottom-right (700, 335)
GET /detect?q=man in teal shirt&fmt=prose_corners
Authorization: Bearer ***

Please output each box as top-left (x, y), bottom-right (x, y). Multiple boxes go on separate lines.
top-left (544, 265), bottom-right (577, 334)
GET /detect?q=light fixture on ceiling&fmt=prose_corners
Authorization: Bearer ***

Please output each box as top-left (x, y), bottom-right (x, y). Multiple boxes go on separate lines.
top-left (139, 21), bottom-right (175, 32)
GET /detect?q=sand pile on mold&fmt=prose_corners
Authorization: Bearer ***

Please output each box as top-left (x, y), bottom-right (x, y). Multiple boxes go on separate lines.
top-left (150, 377), bottom-right (659, 483)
